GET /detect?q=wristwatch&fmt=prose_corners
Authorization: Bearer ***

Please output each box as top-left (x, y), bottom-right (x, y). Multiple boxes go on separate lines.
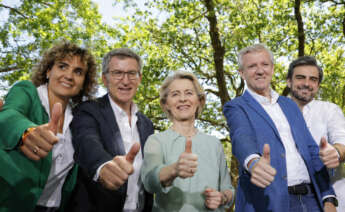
top-left (323, 197), bottom-right (338, 207)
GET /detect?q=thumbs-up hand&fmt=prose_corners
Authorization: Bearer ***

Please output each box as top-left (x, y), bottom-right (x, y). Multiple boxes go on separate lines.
top-left (99, 142), bottom-right (141, 190)
top-left (250, 144), bottom-right (277, 188)
top-left (175, 139), bottom-right (198, 178)
top-left (20, 103), bottom-right (62, 161)
top-left (319, 137), bottom-right (340, 168)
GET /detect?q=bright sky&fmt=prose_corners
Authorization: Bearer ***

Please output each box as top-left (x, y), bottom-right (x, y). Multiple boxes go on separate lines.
top-left (92, 0), bottom-right (145, 25)
top-left (92, 0), bottom-right (122, 25)
top-left (0, 0), bottom-right (140, 27)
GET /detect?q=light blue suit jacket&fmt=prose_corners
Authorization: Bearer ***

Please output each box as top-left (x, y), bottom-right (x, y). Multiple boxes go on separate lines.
top-left (223, 91), bottom-right (334, 212)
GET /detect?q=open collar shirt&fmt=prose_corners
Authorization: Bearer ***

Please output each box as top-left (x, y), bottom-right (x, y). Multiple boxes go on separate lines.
top-left (36, 84), bottom-right (75, 207)
top-left (108, 95), bottom-right (143, 211)
top-left (302, 99), bottom-right (345, 210)
top-left (246, 88), bottom-right (311, 186)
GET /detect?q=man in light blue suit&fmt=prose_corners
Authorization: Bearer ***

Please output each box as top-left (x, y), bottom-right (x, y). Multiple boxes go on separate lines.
top-left (223, 44), bottom-right (337, 212)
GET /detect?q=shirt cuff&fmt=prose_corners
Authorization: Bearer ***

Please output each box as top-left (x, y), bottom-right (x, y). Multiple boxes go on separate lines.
top-left (244, 154), bottom-right (261, 171)
top-left (93, 160), bottom-right (112, 181)
top-left (322, 195), bottom-right (336, 201)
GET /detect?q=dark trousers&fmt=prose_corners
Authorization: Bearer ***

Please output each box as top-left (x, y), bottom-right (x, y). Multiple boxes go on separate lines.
top-left (35, 205), bottom-right (58, 212)
top-left (288, 184), bottom-right (322, 212)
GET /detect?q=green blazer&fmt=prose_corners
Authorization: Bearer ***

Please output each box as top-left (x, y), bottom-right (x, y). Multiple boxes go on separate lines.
top-left (0, 80), bottom-right (77, 212)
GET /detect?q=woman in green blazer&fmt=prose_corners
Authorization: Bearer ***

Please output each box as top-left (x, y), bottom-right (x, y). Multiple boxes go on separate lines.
top-left (0, 41), bottom-right (98, 212)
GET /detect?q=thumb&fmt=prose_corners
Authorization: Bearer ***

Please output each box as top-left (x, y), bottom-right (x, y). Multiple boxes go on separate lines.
top-left (185, 139), bottom-right (192, 153)
top-left (262, 144), bottom-right (270, 163)
top-left (126, 142), bottom-right (141, 163)
top-left (0, 99), bottom-right (3, 110)
top-left (320, 137), bottom-right (328, 149)
top-left (204, 187), bottom-right (215, 193)
top-left (204, 187), bottom-right (214, 196)
top-left (48, 103), bottom-right (62, 134)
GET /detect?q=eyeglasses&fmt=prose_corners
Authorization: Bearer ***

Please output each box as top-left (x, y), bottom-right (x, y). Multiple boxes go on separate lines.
top-left (107, 70), bottom-right (140, 80)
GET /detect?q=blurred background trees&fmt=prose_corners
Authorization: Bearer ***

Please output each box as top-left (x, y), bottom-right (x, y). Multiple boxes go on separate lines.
top-left (1, 0), bottom-right (344, 210)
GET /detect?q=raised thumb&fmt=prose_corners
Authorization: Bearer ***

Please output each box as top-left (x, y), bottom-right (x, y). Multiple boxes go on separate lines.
top-left (263, 144), bottom-right (270, 163)
top-left (185, 139), bottom-right (192, 153)
top-left (126, 142), bottom-right (141, 163)
top-left (320, 137), bottom-right (328, 149)
top-left (48, 103), bottom-right (62, 134)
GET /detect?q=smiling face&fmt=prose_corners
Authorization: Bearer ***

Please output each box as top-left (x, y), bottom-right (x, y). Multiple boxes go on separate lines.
top-left (287, 65), bottom-right (320, 105)
top-left (164, 78), bottom-right (200, 122)
top-left (239, 50), bottom-right (274, 98)
top-left (46, 55), bottom-right (86, 103)
top-left (102, 56), bottom-right (142, 111)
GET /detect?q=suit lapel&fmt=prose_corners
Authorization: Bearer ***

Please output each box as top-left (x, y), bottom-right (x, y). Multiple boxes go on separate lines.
top-left (99, 95), bottom-right (126, 156)
top-left (243, 91), bottom-right (281, 139)
top-left (136, 113), bottom-right (146, 157)
top-left (278, 98), bottom-right (304, 153)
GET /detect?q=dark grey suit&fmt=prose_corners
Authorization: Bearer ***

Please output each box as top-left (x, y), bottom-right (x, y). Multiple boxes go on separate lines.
top-left (67, 94), bottom-right (153, 212)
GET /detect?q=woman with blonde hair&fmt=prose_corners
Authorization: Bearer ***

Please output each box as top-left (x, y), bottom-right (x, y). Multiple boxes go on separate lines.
top-left (141, 71), bottom-right (234, 211)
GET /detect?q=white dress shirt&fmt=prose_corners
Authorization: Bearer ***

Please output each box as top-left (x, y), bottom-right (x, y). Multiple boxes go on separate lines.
top-left (36, 84), bottom-right (75, 207)
top-left (94, 95), bottom-right (143, 211)
top-left (302, 100), bottom-right (345, 211)
top-left (245, 88), bottom-right (311, 186)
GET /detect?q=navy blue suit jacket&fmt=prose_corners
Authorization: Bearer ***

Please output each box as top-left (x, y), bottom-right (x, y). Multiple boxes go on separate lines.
top-left (67, 94), bottom-right (154, 212)
top-left (223, 91), bottom-right (334, 212)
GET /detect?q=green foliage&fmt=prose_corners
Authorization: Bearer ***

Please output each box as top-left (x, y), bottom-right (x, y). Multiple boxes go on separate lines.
top-left (0, 0), bottom-right (110, 85)
top-left (1, 2), bottom-right (345, 210)
top-left (2, 0), bottom-right (344, 124)
top-left (109, 0), bottom-right (345, 136)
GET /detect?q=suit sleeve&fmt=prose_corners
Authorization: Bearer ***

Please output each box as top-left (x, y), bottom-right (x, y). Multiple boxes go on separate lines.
top-left (290, 101), bottom-right (336, 199)
top-left (0, 81), bottom-right (48, 206)
top-left (303, 123), bottom-right (336, 199)
top-left (71, 103), bottom-right (113, 178)
top-left (0, 81), bottom-right (39, 150)
top-left (223, 100), bottom-right (259, 167)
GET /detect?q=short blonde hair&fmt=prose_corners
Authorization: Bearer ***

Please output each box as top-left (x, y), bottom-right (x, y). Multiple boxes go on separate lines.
top-left (159, 71), bottom-right (206, 120)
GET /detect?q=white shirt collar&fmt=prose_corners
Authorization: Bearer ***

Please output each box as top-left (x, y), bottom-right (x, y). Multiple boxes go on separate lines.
top-left (302, 99), bottom-right (315, 112)
top-left (246, 88), bottom-right (279, 105)
top-left (106, 94), bottom-right (142, 210)
top-left (36, 84), bottom-right (75, 207)
top-left (36, 83), bottom-right (73, 134)
top-left (107, 94), bottom-right (138, 118)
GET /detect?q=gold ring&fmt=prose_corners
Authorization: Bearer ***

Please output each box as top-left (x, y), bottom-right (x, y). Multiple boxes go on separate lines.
top-left (33, 146), bottom-right (39, 154)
